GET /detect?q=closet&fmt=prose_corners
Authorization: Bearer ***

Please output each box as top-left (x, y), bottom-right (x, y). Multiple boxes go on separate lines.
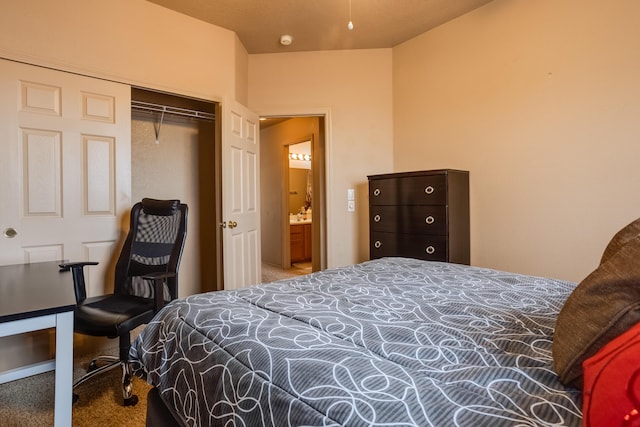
top-left (131, 88), bottom-right (219, 296)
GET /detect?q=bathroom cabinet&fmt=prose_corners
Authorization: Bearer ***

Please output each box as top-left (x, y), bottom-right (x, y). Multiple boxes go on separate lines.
top-left (290, 223), bottom-right (312, 263)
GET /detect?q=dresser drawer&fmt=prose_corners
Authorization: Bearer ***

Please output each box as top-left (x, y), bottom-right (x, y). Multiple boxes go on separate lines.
top-left (370, 232), bottom-right (447, 261)
top-left (369, 174), bottom-right (446, 206)
top-left (370, 205), bottom-right (447, 235)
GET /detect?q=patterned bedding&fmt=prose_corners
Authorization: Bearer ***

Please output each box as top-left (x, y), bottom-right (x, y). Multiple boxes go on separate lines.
top-left (130, 257), bottom-right (583, 426)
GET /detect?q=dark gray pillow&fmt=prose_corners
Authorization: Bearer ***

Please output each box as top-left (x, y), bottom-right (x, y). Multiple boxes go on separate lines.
top-left (552, 234), bottom-right (640, 389)
top-left (600, 218), bottom-right (640, 264)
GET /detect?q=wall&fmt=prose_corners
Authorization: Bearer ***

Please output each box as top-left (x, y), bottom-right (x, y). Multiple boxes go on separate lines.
top-left (249, 49), bottom-right (394, 267)
top-left (393, 0), bottom-right (640, 282)
top-left (0, 0), bottom-right (241, 101)
top-left (235, 37), bottom-right (249, 106)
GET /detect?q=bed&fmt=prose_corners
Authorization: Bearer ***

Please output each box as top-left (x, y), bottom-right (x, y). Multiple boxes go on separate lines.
top-left (130, 257), bottom-right (586, 426)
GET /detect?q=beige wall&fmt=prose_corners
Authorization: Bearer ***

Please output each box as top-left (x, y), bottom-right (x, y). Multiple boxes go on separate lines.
top-left (235, 37), bottom-right (250, 106)
top-left (249, 50), bottom-right (394, 267)
top-left (0, 0), bottom-right (241, 101)
top-left (393, 0), bottom-right (640, 282)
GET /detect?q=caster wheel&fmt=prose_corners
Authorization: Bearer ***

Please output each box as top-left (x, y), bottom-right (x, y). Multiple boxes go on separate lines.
top-left (124, 394), bottom-right (139, 406)
top-left (87, 361), bottom-right (98, 372)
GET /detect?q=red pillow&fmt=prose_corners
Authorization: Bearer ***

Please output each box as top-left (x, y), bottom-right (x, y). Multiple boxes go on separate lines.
top-left (582, 321), bottom-right (640, 427)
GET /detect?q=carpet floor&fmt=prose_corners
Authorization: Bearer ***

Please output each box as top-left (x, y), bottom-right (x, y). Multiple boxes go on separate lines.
top-left (261, 261), bottom-right (311, 282)
top-left (0, 348), bottom-right (150, 427)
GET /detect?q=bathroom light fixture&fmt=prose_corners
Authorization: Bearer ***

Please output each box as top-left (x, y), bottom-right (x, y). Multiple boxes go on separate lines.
top-left (347, 0), bottom-right (354, 30)
top-left (289, 153), bottom-right (311, 161)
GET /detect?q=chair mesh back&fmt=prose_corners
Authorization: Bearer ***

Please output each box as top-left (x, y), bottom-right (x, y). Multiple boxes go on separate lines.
top-left (119, 204), bottom-right (184, 300)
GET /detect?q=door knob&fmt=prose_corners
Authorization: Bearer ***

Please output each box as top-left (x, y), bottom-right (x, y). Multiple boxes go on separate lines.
top-left (228, 221), bottom-right (238, 229)
top-left (3, 228), bottom-right (17, 238)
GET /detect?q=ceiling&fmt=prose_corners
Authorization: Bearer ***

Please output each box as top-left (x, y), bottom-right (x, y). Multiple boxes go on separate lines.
top-left (145, 0), bottom-right (494, 54)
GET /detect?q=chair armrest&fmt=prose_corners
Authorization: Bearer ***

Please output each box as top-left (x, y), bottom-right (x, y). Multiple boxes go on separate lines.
top-left (142, 272), bottom-right (176, 312)
top-left (59, 261), bottom-right (99, 303)
top-left (59, 261), bottom-right (99, 271)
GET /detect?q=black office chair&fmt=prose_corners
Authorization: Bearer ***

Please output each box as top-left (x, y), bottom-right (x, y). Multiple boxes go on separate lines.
top-left (60, 198), bottom-right (188, 406)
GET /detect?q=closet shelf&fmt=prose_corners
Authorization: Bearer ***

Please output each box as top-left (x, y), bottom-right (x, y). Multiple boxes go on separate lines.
top-left (132, 100), bottom-right (215, 122)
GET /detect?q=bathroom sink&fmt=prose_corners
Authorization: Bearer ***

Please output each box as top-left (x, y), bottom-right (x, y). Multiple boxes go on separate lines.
top-left (290, 218), bottom-right (312, 224)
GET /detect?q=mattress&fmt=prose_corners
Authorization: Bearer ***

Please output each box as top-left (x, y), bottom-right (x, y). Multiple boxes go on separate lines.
top-left (130, 257), bottom-right (582, 426)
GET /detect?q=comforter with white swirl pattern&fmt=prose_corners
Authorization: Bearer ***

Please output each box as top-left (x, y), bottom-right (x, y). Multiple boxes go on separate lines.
top-left (130, 257), bottom-right (582, 426)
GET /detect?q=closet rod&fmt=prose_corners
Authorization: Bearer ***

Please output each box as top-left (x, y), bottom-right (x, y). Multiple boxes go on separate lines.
top-left (131, 100), bottom-right (215, 121)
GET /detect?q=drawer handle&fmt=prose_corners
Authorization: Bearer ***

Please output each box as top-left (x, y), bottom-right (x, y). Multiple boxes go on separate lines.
top-left (374, 240), bottom-right (382, 249)
top-left (373, 214), bottom-right (381, 222)
top-left (425, 245), bottom-right (435, 254)
top-left (373, 188), bottom-right (381, 196)
top-left (424, 186), bottom-right (434, 194)
top-left (425, 215), bottom-right (435, 225)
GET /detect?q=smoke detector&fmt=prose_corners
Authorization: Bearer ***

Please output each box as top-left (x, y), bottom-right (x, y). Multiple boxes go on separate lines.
top-left (280, 34), bottom-right (293, 46)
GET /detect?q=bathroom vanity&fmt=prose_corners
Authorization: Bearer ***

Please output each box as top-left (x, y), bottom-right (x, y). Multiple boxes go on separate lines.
top-left (290, 216), bottom-right (312, 263)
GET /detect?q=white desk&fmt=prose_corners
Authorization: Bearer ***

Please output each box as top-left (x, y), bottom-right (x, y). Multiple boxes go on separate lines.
top-left (0, 261), bottom-right (75, 427)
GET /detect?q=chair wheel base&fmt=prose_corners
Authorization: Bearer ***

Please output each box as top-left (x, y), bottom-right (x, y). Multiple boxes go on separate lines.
top-left (124, 394), bottom-right (139, 406)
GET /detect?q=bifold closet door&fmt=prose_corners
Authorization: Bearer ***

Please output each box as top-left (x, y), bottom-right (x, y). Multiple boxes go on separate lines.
top-left (0, 58), bottom-right (131, 297)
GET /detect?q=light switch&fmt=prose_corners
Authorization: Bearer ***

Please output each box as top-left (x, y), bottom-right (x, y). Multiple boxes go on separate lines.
top-left (347, 200), bottom-right (355, 212)
top-left (347, 188), bottom-right (355, 201)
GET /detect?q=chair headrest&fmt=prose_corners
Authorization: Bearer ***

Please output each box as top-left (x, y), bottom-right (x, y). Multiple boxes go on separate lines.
top-left (141, 198), bottom-right (180, 216)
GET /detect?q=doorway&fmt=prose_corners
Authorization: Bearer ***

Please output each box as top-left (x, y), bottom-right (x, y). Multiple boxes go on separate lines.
top-left (287, 140), bottom-right (313, 274)
top-left (259, 115), bottom-right (326, 278)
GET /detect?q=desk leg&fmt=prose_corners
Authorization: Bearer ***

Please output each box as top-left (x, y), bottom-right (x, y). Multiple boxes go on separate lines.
top-left (54, 311), bottom-right (74, 427)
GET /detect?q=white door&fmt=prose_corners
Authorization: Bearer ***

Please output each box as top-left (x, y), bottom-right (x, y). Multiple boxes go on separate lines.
top-left (221, 100), bottom-right (261, 289)
top-left (0, 59), bottom-right (131, 296)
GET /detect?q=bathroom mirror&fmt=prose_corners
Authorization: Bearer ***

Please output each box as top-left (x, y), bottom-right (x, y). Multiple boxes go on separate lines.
top-left (288, 141), bottom-right (312, 215)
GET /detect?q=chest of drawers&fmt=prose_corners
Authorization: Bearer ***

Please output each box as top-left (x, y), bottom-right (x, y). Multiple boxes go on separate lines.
top-left (368, 169), bottom-right (469, 264)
